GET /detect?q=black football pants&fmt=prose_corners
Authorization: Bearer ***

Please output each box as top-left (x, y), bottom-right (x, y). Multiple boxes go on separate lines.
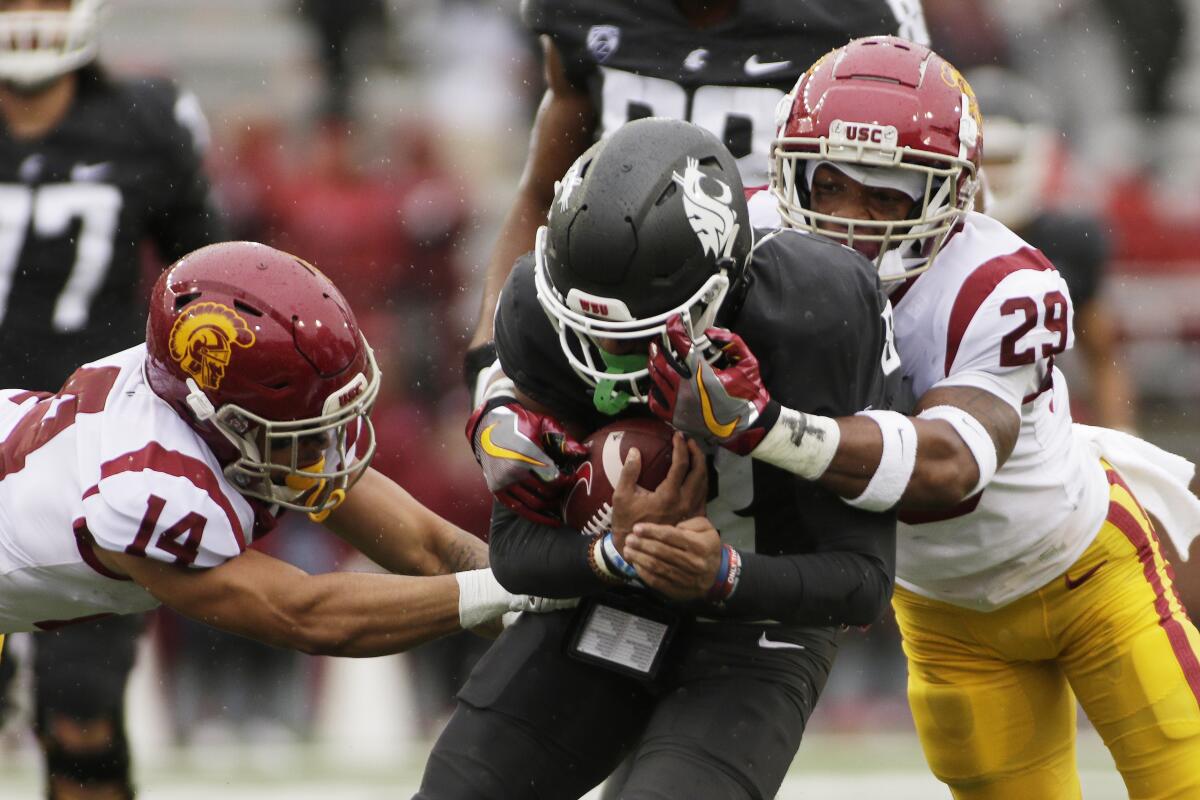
top-left (415, 610), bottom-right (836, 800)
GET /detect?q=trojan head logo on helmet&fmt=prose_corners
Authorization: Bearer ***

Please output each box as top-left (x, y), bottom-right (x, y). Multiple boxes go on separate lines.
top-left (146, 242), bottom-right (381, 518)
top-left (769, 36), bottom-right (982, 282)
top-left (167, 302), bottom-right (256, 391)
top-left (535, 117), bottom-right (753, 415)
top-left (0, 0), bottom-right (106, 89)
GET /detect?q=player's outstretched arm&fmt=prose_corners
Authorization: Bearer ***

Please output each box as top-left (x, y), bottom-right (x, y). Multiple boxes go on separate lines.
top-left (96, 547), bottom-right (481, 657)
top-left (324, 467), bottom-right (489, 577)
top-left (648, 318), bottom-right (1021, 512)
top-left (744, 384), bottom-right (1019, 511)
top-left (467, 36), bottom-right (594, 351)
top-left (813, 384), bottom-right (1021, 510)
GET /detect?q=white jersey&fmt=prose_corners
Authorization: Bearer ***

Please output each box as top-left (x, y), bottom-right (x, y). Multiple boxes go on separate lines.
top-left (0, 345), bottom-right (268, 633)
top-left (890, 212), bottom-right (1109, 609)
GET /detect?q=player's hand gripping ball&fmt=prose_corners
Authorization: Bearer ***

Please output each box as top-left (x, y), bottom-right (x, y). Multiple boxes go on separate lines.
top-left (562, 417), bottom-right (676, 536)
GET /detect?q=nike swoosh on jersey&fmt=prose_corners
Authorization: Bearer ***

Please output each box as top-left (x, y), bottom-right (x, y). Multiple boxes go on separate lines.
top-left (696, 370), bottom-right (738, 438)
top-left (480, 424), bottom-right (547, 467)
top-left (758, 633), bottom-right (805, 651)
top-left (1064, 560), bottom-right (1106, 590)
top-left (744, 55), bottom-right (792, 76)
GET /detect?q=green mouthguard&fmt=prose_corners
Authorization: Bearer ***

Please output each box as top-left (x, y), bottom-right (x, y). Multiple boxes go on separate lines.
top-left (592, 350), bottom-right (649, 416)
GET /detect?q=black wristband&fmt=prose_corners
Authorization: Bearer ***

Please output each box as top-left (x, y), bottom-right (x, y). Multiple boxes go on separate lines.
top-left (756, 399), bottom-right (782, 435)
top-left (462, 341), bottom-right (499, 394)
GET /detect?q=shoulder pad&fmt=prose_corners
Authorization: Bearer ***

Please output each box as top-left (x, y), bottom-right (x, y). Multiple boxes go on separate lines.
top-left (84, 442), bottom-right (251, 568)
top-left (945, 256), bottom-right (1074, 376)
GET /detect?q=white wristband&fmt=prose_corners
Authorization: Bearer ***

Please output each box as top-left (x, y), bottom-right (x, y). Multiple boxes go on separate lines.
top-left (917, 405), bottom-right (997, 497)
top-left (454, 568), bottom-right (515, 629)
top-left (750, 406), bottom-right (840, 479)
top-left (502, 595), bottom-right (581, 628)
top-left (845, 410), bottom-right (918, 511)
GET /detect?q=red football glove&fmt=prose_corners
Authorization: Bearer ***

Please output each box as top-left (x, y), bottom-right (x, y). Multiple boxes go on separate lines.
top-left (647, 315), bottom-right (779, 455)
top-left (466, 399), bottom-right (587, 526)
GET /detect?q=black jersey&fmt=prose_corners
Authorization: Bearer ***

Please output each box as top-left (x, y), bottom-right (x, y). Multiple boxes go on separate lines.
top-left (0, 67), bottom-right (223, 390)
top-left (522, 0), bottom-right (928, 186)
top-left (1021, 212), bottom-right (1109, 309)
top-left (492, 228), bottom-right (900, 627)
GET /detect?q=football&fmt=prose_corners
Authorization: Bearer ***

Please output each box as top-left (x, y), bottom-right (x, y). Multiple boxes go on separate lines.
top-left (561, 417), bottom-right (676, 536)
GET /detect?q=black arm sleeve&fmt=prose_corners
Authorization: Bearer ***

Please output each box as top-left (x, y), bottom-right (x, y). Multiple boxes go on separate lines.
top-left (716, 472), bottom-right (896, 627)
top-left (488, 502), bottom-right (614, 597)
top-left (724, 540), bottom-right (894, 627)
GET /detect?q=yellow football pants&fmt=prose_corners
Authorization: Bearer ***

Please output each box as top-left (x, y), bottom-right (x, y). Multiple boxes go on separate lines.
top-left (895, 464), bottom-right (1200, 799)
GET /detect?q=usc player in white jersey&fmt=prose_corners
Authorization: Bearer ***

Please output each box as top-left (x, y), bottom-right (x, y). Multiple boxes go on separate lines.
top-left (0, 241), bottom-right (564, 663)
top-left (639, 36), bottom-right (1200, 799)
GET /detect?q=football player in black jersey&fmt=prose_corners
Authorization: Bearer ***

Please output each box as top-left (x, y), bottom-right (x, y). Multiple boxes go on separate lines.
top-left (417, 119), bottom-right (900, 799)
top-left (0, 2), bottom-right (222, 797)
top-left (462, 0), bottom-right (930, 399)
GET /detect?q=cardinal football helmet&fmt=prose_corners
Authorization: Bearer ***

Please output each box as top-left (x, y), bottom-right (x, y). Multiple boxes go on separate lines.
top-left (145, 241), bottom-right (380, 516)
top-left (770, 36), bottom-right (982, 281)
top-left (0, 0), bottom-right (106, 88)
top-left (535, 117), bottom-right (753, 415)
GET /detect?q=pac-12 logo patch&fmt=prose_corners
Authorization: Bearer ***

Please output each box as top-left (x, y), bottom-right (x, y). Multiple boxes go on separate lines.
top-left (168, 302), bottom-right (256, 390)
top-left (587, 25), bottom-right (620, 63)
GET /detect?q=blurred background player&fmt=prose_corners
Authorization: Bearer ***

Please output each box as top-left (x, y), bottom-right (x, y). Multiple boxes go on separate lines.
top-left (0, 0), bottom-right (222, 797)
top-left (462, 0), bottom-right (932, 398)
top-left (968, 64), bottom-right (1138, 433)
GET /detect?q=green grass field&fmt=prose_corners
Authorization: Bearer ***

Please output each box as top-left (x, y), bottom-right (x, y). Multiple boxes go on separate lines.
top-left (0, 623), bottom-right (1141, 798)
top-left (0, 727), bottom-right (1129, 799)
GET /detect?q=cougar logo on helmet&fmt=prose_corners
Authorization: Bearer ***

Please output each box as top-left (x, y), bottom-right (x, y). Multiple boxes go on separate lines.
top-left (167, 302), bottom-right (256, 391)
top-left (556, 159), bottom-right (584, 213)
top-left (672, 157), bottom-right (740, 260)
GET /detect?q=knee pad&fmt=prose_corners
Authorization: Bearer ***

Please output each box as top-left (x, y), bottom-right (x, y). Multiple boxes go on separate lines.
top-left (39, 710), bottom-right (133, 799)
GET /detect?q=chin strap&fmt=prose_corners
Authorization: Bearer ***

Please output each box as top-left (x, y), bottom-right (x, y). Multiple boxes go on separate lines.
top-left (283, 458), bottom-right (350, 522)
top-left (308, 489), bottom-right (346, 522)
top-left (183, 377), bottom-right (216, 421)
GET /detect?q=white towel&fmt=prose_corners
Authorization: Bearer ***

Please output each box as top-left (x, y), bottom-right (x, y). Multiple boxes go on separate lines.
top-left (1074, 424), bottom-right (1200, 561)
